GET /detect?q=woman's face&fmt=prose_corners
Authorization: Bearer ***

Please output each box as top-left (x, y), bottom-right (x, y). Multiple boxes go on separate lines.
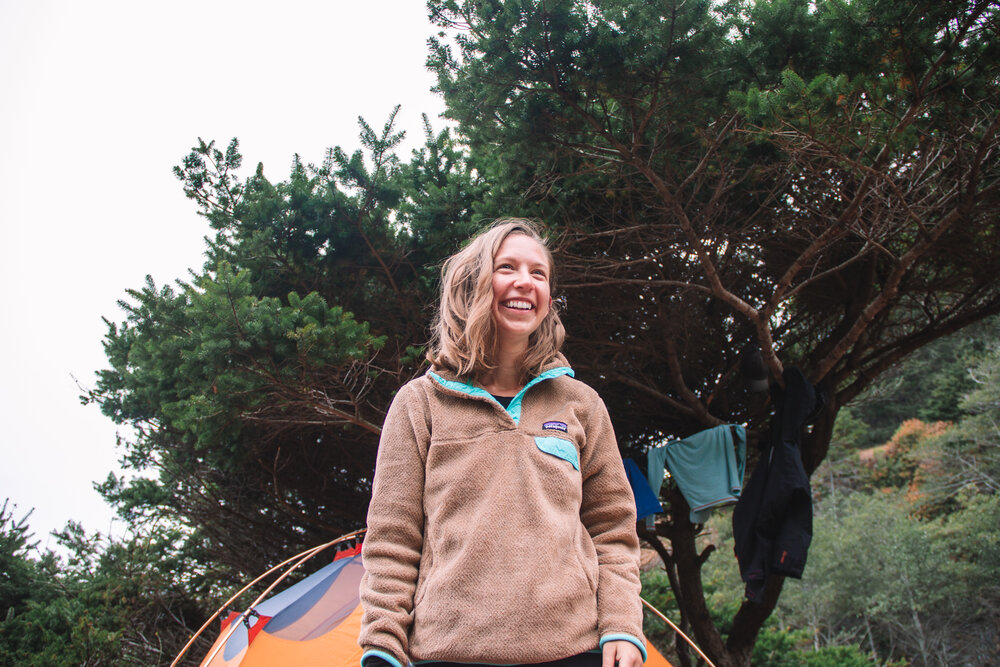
top-left (491, 233), bottom-right (551, 347)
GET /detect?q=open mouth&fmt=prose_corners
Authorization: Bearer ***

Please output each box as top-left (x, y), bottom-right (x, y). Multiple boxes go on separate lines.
top-left (503, 300), bottom-right (534, 311)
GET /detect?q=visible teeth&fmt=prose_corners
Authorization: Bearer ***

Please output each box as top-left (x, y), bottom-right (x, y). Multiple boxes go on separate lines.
top-left (504, 300), bottom-right (533, 310)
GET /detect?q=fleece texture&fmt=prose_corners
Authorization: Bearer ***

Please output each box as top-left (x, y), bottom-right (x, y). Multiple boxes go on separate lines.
top-left (359, 355), bottom-right (645, 667)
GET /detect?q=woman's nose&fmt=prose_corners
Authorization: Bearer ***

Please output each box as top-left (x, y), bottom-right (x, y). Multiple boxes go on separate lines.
top-left (512, 268), bottom-right (531, 287)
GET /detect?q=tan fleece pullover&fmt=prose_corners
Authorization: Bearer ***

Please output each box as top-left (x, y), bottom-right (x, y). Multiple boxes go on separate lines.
top-left (358, 356), bottom-right (645, 667)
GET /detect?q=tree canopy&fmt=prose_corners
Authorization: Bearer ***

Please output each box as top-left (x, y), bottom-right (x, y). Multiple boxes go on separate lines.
top-left (80, 1), bottom-right (1000, 665)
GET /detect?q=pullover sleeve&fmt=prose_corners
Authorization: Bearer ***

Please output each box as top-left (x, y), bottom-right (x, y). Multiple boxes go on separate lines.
top-left (579, 393), bottom-right (647, 661)
top-left (359, 382), bottom-right (429, 667)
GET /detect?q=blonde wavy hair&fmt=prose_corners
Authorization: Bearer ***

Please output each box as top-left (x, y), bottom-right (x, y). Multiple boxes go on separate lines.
top-left (427, 218), bottom-right (565, 381)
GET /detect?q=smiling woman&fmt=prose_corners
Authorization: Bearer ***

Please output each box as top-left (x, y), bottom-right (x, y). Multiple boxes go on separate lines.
top-left (357, 219), bottom-right (648, 667)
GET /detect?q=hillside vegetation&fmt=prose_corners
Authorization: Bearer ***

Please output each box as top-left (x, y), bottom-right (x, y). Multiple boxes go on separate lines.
top-left (642, 323), bottom-right (1000, 666)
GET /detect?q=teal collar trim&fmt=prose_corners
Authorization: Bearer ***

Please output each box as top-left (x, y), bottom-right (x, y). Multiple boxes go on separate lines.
top-left (506, 366), bottom-right (573, 423)
top-left (428, 366), bottom-right (573, 424)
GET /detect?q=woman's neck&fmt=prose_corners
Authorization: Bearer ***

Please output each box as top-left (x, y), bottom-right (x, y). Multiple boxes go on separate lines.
top-left (480, 339), bottom-right (528, 396)
top-left (480, 364), bottom-right (523, 396)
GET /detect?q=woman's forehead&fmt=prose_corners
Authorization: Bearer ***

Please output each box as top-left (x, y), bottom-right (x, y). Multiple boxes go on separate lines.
top-left (495, 233), bottom-right (549, 263)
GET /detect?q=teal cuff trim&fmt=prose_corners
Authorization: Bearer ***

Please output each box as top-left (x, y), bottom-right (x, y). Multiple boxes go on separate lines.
top-left (534, 436), bottom-right (580, 470)
top-left (429, 367), bottom-right (574, 424)
top-left (600, 634), bottom-right (648, 662)
top-left (362, 649), bottom-right (405, 667)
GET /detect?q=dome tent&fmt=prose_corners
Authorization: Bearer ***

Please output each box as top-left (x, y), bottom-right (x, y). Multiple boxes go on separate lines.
top-left (175, 531), bottom-right (677, 667)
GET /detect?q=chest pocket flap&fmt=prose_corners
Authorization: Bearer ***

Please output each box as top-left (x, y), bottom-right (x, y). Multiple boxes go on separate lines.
top-left (534, 436), bottom-right (580, 471)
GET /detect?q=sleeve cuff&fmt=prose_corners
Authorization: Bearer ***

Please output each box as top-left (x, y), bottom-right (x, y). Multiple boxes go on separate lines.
top-left (600, 634), bottom-right (648, 662)
top-left (362, 649), bottom-right (406, 667)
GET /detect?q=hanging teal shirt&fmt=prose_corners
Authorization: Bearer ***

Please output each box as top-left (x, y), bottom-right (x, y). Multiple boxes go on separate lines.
top-left (647, 424), bottom-right (747, 523)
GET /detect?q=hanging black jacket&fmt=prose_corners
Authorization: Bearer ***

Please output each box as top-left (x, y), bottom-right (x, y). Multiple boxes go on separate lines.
top-left (732, 367), bottom-right (825, 603)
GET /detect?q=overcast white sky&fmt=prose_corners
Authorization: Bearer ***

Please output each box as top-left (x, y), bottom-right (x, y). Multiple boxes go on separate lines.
top-left (0, 0), bottom-right (446, 548)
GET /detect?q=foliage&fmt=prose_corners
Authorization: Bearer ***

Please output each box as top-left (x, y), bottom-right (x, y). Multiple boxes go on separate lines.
top-left (0, 500), bottom-right (41, 621)
top-left (794, 330), bottom-right (1000, 665)
top-left (750, 627), bottom-right (880, 667)
top-left (857, 419), bottom-right (951, 493)
top-left (810, 408), bottom-right (874, 499)
top-left (640, 568), bottom-right (684, 658)
top-left (935, 488), bottom-right (1000, 614)
top-left (86, 117), bottom-right (485, 579)
top-left (0, 505), bottom-right (213, 666)
top-left (784, 329), bottom-right (1000, 665)
top-left (845, 324), bottom-right (988, 447)
top-left (923, 333), bottom-right (1000, 505)
top-left (779, 490), bottom-right (999, 666)
top-left (430, 0), bottom-right (1000, 432)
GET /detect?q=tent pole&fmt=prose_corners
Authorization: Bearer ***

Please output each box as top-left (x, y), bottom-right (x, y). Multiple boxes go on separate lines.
top-left (171, 528), bottom-right (366, 667)
top-left (641, 597), bottom-right (717, 667)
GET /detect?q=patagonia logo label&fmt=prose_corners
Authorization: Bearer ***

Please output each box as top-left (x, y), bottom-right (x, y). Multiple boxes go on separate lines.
top-left (542, 421), bottom-right (568, 432)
